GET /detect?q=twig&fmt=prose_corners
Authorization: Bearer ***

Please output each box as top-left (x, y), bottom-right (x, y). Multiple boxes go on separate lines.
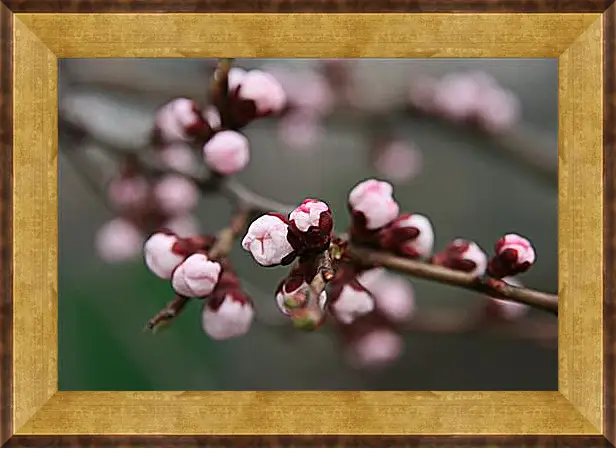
top-left (145, 296), bottom-right (191, 332)
top-left (346, 245), bottom-right (558, 315)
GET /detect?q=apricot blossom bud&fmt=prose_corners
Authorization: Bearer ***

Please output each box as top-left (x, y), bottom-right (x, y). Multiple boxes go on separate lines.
top-left (241, 214), bottom-right (295, 266)
top-left (143, 232), bottom-right (186, 280)
top-left (158, 142), bottom-right (196, 174)
top-left (379, 214), bottom-right (434, 259)
top-left (154, 98), bottom-right (207, 143)
top-left (171, 253), bottom-right (221, 298)
top-left (203, 130), bottom-right (250, 175)
top-left (95, 218), bottom-right (143, 262)
top-left (357, 269), bottom-right (415, 323)
top-left (432, 239), bottom-right (488, 278)
top-left (348, 329), bottom-right (404, 369)
top-left (275, 279), bottom-right (327, 316)
top-left (202, 291), bottom-right (255, 340)
top-left (236, 70), bottom-right (287, 116)
top-left (153, 175), bottom-right (198, 216)
top-left (107, 175), bottom-right (149, 211)
top-left (348, 179), bottom-right (400, 231)
top-left (488, 233), bottom-right (536, 278)
top-left (330, 282), bottom-right (375, 325)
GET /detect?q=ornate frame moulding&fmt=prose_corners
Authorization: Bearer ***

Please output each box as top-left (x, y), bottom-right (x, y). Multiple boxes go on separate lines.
top-left (0, 1), bottom-right (614, 447)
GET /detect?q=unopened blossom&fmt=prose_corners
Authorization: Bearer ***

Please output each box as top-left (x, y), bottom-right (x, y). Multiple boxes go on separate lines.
top-left (143, 232), bottom-right (186, 280)
top-left (488, 233), bottom-right (536, 278)
top-left (348, 328), bottom-right (404, 369)
top-left (278, 111), bottom-right (323, 152)
top-left (107, 175), bottom-right (149, 211)
top-left (373, 140), bottom-right (423, 183)
top-left (202, 291), bottom-right (254, 340)
top-left (379, 214), bottom-right (434, 259)
top-left (286, 199), bottom-right (333, 253)
top-left (475, 88), bottom-right (521, 133)
top-left (357, 269), bottom-right (415, 323)
top-left (158, 142), bottom-right (196, 174)
top-left (275, 279), bottom-right (327, 316)
top-left (348, 179), bottom-right (400, 231)
top-left (171, 253), bottom-right (221, 298)
top-left (487, 277), bottom-right (529, 321)
top-left (154, 98), bottom-right (207, 143)
top-left (330, 282), bottom-right (375, 325)
top-left (153, 175), bottom-right (198, 216)
top-left (226, 67), bottom-right (248, 92)
top-left (432, 239), bottom-right (488, 278)
top-left (241, 214), bottom-right (295, 266)
top-left (95, 218), bottom-right (143, 262)
top-left (202, 130), bottom-right (250, 175)
top-left (202, 106), bottom-right (222, 130)
top-left (432, 73), bottom-right (483, 122)
top-left (164, 214), bottom-right (200, 238)
top-left (235, 69), bottom-right (287, 116)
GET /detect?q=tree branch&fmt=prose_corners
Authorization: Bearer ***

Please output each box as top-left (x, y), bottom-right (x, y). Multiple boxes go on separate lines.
top-left (346, 245), bottom-right (558, 315)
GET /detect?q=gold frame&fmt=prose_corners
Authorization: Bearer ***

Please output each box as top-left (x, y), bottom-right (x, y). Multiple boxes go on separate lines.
top-left (11, 13), bottom-right (603, 436)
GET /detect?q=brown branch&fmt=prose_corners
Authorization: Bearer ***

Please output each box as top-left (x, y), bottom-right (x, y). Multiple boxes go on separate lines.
top-left (346, 245), bottom-right (558, 315)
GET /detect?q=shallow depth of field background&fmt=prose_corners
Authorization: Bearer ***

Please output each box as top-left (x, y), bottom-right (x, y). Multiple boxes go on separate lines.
top-left (59, 59), bottom-right (558, 390)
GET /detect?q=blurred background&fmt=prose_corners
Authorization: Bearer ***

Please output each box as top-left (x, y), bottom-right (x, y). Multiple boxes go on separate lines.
top-left (58, 58), bottom-right (558, 391)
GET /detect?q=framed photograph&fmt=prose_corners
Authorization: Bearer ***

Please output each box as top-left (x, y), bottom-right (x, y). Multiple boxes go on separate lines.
top-left (0, 1), bottom-right (614, 447)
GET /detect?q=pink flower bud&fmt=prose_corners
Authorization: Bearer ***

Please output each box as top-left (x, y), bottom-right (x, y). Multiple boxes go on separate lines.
top-left (143, 232), bottom-right (186, 279)
top-left (348, 179), bottom-right (400, 230)
top-left (289, 199), bottom-right (331, 232)
top-left (487, 277), bottom-right (529, 321)
top-left (433, 73), bottom-right (483, 122)
top-left (153, 175), bottom-right (198, 216)
top-left (95, 218), bottom-right (143, 262)
top-left (373, 141), bottom-right (423, 183)
top-left (227, 67), bottom-right (248, 92)
top-left (476, 88), bottom-right (521, 134)
top-left (158, 142), bottom-right (196, 174)
top-left (171, 253), bottom-right (221, 298)
top-left (164, 214), bottom-right (199, 238)
top-left (488, 233), bottom-right (536, 278)
top-left (236, 70), bottom-right (287, 116)
top-left (379, 214), bottom-right (434, 259)
top-left (203, 130), bottom-right (250, 175)
top-left (278, 111), bottom-right (323, 152)
top-left (241, 214), bottom-right (295, 266)
top-left (155, 98), bottom-right (206, 143)
top-left (330, 283), bottom-right (375, 325)
top-left (202, 292), bottom-right (254, 340)
top-left (348, 329), bottom-right (404, 369)
top-left (432, 239), bottom-right (488, 278)
top-left (107, 175), bottom-right (149, 211)
top-left (275, 280), bottom-right (327, 316)
top-left (357, 269), bottom-right (415, 323)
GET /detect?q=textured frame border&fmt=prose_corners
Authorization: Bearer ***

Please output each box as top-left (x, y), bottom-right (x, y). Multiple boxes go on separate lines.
top-left (0, 2), bottom-right (614, 448)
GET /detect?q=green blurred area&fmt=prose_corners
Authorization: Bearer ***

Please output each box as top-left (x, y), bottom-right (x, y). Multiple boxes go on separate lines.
top-left (59, 59), bottom-right (558, 391)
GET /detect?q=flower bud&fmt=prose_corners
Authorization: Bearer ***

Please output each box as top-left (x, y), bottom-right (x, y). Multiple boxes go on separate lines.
top-left (373, 140), bottom-right (423, 183)
top-left (275, 278), bottom-right (327, 316)
top-left (348, 329), bottom-right (404, 369)
top-left (107, 175), bottom-right (150, 211)
top-left (202, 291), bottom-right (254, 340)
top-left (378, 214), bottom-right (434, 259)
top-left (202, 106), bottom-right (222, 130)
top-left (278, 111), bottom-right (323, 152)
top-left (348, 179), bottom-right (400, 231)
top-left (154, 98), bottom-right (207, 143)
top-left (357, 269), bottom-right (415, 323)
top-left (241, 214), bottom-right (295, 266)
top-left (158, 142), bottom-right (196, 174)
top-left (432, 239), bottom-right (488, 278)
top-left (286, 199), bottom-right (333, 253)
top-left (486, 277), bottom-right (529, 321)
top-left (95, 218), bottom-right (143, 262)
top-left (236, 70), bottom-right (287, 116)
top-left (143, 232), bottom-right (186, 279)
top-left (329, 281), bottom-right (375, 325)
top-left (164, 214), bottom-right (200, 238)
top-left (153, 175), bottom-right (198, 216)
top-left (171, 253), bottom-right (221, 298)
top-left (488, 233), bottom-right (536, 278)
top-left (203, 130), bottom-right (250, 175)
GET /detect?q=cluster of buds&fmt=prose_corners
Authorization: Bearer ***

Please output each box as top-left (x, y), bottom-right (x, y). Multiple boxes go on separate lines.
top-left (95, 157), bottom-right (199, 263)
top-left (348, 179), bottom-right (435, 260)
top-left (407, 71), bottom-right (521, 134)
top-left (152, 64), bottom-right (287, 177)
top-left (143, 230), bottom-right (254, 340)
top-left (431, 235), bottom-right (536, 318)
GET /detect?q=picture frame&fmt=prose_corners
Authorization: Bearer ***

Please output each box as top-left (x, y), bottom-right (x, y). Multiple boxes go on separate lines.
top-left (0, 0), bottom-right (614, 446)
